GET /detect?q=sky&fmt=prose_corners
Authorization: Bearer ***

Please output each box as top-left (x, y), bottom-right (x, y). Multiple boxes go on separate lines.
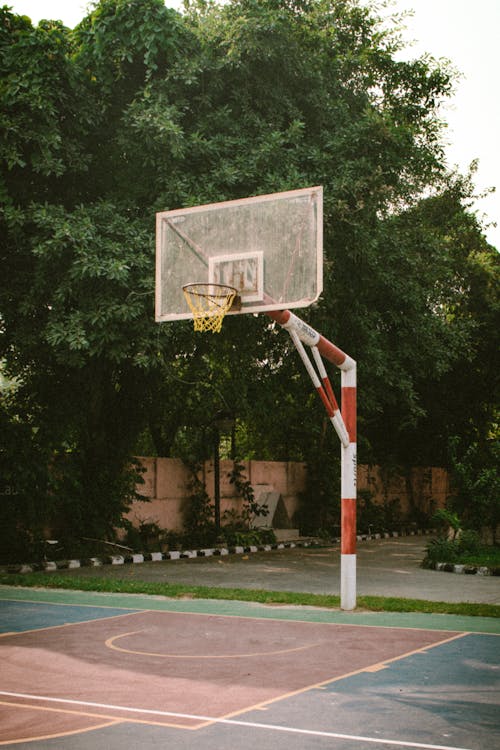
top-left (5, 0), bottom-right (499, 249)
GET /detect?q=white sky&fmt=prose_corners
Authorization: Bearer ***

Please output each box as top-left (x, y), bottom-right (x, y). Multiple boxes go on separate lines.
top-left (5, 0), bottom-right (499, 249)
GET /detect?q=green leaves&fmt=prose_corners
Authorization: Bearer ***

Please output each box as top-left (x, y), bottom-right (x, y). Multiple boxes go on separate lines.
top-left (74, 0), bottom-right (191, 87)
top-left (0, 0), bottom-right (497, 546)
top-left (9, 202), bottom-right (153, 364)
top-left (0, 8), bottom-right (94, 195)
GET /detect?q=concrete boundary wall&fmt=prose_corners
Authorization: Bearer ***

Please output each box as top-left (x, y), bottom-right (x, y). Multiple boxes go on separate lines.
top-left (125, 458), bottom-right (307, 532)
top-left (125, 458), bottom-right (448, 533)
top-left (357, 465), bottom-right (449, 517)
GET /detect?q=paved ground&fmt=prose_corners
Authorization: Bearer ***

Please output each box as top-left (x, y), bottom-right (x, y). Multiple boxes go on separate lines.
top-left (1, 536), bottom-right (499, 748)
top-left (41, 535), bottom-right (500, 604)
top-left (1, 586), bottom-right (499, 749)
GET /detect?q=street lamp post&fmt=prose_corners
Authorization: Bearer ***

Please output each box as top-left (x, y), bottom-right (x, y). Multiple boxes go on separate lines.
top-left (213, 413), bottom-right (235, 537)
top-left (213, 423), bottom-right (221, 535)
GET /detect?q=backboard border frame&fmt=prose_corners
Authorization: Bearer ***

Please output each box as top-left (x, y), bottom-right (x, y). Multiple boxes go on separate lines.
top-left (155, 185), bottom-right (323, 323)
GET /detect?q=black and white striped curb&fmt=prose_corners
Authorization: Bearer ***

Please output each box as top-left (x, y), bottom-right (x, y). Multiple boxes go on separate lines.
top-left (5, 528), bottom-right (498, 576)
top-left (8, 540), bottom-right (314, 574)
top-left (7, 528), bottom-right (429, 574)
top-left (425, 561), bottom-right (500, 576)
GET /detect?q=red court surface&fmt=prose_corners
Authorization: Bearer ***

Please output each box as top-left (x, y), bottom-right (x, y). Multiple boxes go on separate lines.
top-left (1, 593), bottom-right (499, 749)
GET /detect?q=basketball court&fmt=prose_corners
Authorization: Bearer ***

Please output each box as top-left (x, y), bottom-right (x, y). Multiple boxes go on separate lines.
top-left (2, 189), bottom-right (498, 747)
top-left (1, 587), bottom-right (499, 749)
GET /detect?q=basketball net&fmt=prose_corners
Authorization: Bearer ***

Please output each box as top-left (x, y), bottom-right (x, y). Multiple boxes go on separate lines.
top-left (182, 283), bottom-right (237, 333)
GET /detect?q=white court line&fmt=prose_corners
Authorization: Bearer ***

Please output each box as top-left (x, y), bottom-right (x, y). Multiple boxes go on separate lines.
top-left (0, 690), bottom-right (472, 750)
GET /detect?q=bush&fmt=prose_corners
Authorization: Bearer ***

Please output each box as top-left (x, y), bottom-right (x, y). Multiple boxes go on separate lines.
top-left (181, 463), bottom-right (217, 548)
top-left (222, 527), bottom-right (276, 547)
top-left (227, 462), bottom-right (270, 526)
top-left (297, 446), bottom-right (340, 537)
top-left (0, 403), bottom-right (53, 564)
top-left (424, 529), bottom-right (485, 565)
top-left (357, 490), bottom-right (404, 534)
top-left (122, 519), bottom-right (182, 553)
top-left (431, 508), bottom-right (461, 539)
top-left (448, 437), bottom-right (500, 543)
top-left (456, 529), bottom-right (483, 555)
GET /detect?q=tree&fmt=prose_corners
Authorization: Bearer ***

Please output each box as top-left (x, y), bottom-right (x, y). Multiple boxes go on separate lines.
top-left (0, 387), bottom-right (52, 562)
top-left (448, 436), bottom-right (500, 543)
top-left (1, 0), bottom-right (496, 548)
top-left (382, 176), bottom-right (499, 467)
top-left (0, 1), bottom-right (194, 541)
top-left (0, 200), bottom-right (164, 539)
top-left (345, 174), bottom-right (498, 467)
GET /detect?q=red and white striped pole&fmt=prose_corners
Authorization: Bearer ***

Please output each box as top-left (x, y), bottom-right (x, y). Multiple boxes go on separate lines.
top-left (266, 309), bottom-right (357, 610)
top-left (340, 361), bottom-right (356, 611)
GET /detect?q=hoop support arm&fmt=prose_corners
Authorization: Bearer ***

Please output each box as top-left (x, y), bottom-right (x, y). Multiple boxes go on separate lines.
top-left (266, 306), bottom-right (357, 611)
top-left (266, 309), bottom-right (356, 372)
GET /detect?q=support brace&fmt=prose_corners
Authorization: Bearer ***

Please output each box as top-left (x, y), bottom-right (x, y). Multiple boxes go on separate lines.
top-left (288, 330), bottom-right (350, 448)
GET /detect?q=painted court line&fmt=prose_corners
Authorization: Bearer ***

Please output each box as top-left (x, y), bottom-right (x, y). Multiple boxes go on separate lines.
top-left (0, 691), bottom-right (473, 750)
top-left (105, 628), bottom-right (320, 659)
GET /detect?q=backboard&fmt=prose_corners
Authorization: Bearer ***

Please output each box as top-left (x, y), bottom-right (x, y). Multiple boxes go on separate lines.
top-left (155, 186), bottom-right (323, 322)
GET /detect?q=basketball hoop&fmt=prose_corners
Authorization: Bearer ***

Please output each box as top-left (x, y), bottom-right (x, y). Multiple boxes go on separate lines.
top-left (182, 283), bottom-right (238, 333)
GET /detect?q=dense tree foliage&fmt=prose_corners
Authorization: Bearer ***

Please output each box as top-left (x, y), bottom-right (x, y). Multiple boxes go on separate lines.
top-left (0, 0), bottom-right (497, 550)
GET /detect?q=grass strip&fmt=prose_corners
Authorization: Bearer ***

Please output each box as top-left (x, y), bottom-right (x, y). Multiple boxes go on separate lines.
top-left (1, 572), bottom-right (499, 618)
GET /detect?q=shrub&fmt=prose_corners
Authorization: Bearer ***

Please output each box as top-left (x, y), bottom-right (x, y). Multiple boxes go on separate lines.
top-left (431, 508), bottom-right (461, 539)
top-left (227, 462), bottom-right (270, 526)
top-left (357, 491), bottom-right (404, 534)
top-left (297, 446), bottom-right (340, 537)
top-left (222, 527), bottom-right (276, 547)
top-left (122, 518), bottom-right (181, 552)
top-left (181, 462), bottom-right (217, 548)
top-left (448, 437), bottom-right (500, 543)
top-left (424, 529), bottom-right (485, 565)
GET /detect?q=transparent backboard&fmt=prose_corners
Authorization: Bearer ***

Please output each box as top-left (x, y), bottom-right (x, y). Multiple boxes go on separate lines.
top-left (155, 186), bottom-right (323, 322)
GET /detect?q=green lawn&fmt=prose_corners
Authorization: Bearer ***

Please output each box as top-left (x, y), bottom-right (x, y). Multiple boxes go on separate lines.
top-left (1, 572), bottom-right (498, 619)
top-left (455, 552), bottom-right (500, 567)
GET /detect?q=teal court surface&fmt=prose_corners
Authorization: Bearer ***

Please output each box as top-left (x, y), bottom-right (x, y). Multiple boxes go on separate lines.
top-left (0, 586), bottom-right (499, 749)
